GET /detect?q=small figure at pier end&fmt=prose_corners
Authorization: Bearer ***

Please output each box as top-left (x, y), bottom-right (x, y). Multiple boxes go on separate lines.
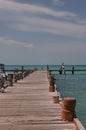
top-left (59, 62), bottom-right (66, 76)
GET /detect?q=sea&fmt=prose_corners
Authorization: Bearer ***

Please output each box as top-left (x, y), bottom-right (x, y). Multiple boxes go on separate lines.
top-left (4, 64), bottom-right (86, 129)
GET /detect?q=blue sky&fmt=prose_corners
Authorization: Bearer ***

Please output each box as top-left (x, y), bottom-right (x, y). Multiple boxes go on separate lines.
top-left (0, 0), bottom-right (86, 65)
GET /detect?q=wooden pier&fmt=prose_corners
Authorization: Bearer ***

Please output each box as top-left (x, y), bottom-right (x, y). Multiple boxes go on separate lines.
top-left (0, 70), bottom-right (80, 130)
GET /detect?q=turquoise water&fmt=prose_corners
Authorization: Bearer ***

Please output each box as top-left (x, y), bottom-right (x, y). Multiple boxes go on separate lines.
top-left (4, 65), bottom-right (86, 128)
top-left (50, 65), bottom-right (86, 129)
top-left (54, 74), bottom-right (86, 128)
top-left (5, 65), bottom-right (46, 70)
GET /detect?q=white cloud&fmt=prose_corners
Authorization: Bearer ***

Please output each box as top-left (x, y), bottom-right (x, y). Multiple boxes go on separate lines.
top-left (8, 16), bottom-right (86, 38)
top-left (0, 36), bottom-right (33, 48)
top-left (0, 0), bottom-right (86, 38)
top-left (0, 0), bottom-right (76, 18)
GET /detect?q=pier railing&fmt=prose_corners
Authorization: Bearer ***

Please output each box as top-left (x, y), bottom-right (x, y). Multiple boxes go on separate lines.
top-left (0, 69), bottom-right (36, 93)
top-left (50, 69), bottom-right (86, 71)
top-left (49, 69), bottom-right (86, 74)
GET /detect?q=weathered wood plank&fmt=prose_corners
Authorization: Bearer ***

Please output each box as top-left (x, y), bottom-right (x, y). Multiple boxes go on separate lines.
top-left (0, 70), bottom-right (77, 130)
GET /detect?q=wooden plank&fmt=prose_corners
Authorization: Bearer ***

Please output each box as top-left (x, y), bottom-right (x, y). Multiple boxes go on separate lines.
top-left (0, 70), bottom-right (77, 130)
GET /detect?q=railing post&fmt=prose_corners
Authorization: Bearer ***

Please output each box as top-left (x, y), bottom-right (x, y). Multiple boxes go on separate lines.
top-left (61, 97), bottom-right (76, 121)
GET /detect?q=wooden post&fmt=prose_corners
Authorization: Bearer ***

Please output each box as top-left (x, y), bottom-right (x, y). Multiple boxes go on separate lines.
top-left (0, 74), bottom-right (5, 93)
top-left (53, 92), bottom-right (59, 103)
top-left (7, 76), bottom-right (13, 86)
top-left (49, 76), bottom-right (55, 92)
top-left (72, 66), bottom-right (74, 74)
top-left (13, 74), bottom-right (17, 83)
top-left (61, 97), bottom-right (76, 121)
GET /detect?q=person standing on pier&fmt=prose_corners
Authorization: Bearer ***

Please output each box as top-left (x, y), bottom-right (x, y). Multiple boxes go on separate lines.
top-left (61, 62), bottom-right (64, 70)
top-left (59, 62), bottom-right (66, 76)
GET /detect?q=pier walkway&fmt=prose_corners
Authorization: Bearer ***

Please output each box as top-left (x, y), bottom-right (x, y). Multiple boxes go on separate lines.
top-left (0, 70), bottom-right (77, 130)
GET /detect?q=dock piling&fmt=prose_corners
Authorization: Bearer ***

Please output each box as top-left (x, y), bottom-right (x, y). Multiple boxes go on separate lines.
top-left (53, 93), bottom-right (59, 103)
top-left (61, 97), bottom-right (76, 121)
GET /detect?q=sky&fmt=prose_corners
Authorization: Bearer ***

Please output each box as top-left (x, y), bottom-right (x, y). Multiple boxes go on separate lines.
top-left (0, 0), bottom-right (86, 65)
